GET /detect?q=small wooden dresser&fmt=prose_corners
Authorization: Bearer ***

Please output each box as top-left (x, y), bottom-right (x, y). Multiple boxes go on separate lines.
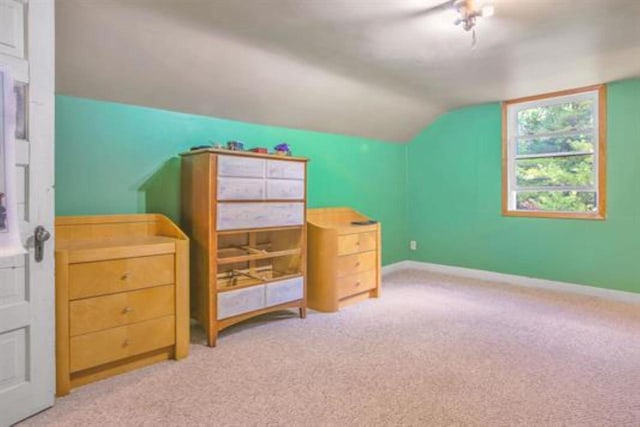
top-left (54, 214), bottom-right (189, 395)
top-left (307, 208), bottom-right (381, 312)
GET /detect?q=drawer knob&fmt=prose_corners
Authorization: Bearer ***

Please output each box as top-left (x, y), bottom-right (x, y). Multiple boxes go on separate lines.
top-left (122, 306), bottom-right (133, 314)
top-left (356, 262), bottom-right (361, 267)
top-left (355, 241), bottom-right (360, 246)
top-left (355, 281), bottom-right (361, 287)
top-left (121, 272), bottom-right (131, 281)
top-left (122, 339), bottom-right (129, 348)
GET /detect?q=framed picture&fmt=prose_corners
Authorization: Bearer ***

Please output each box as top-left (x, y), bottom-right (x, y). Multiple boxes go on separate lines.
top-left (0, 66), bottom-right (25, 256)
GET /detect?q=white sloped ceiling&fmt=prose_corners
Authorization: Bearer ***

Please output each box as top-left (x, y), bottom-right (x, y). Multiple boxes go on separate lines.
top-left (56, 0), bottom-right (640, 142)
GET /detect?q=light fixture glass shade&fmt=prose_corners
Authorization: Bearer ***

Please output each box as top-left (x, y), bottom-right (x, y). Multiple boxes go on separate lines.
top-left (481, 4), bottom-right (495, 17)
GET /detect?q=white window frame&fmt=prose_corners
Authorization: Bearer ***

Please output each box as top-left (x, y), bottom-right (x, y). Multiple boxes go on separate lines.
top-left (502, 85), bottom-right (606, 220)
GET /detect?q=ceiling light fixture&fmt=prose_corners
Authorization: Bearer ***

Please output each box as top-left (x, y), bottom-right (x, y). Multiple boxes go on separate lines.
top-left (452, 0), bottom-right (494, 47)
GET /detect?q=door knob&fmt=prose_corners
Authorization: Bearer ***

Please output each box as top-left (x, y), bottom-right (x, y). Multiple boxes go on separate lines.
top-left (34, 226), bottom-right (51, 263)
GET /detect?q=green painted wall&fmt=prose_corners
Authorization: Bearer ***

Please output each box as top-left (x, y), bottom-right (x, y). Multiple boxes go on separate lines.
top-left (56, 78), bottom-right (640, 292)
top-left (407, 78), bottom-right (640, 293)
top-left (55, 96), bottom-right (408, 265)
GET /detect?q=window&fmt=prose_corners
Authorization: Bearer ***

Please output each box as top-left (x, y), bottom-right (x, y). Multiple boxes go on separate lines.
top-left (502, 85), bottom-right (606, 219)
top-left (14, 83), bottom-right (27, 140)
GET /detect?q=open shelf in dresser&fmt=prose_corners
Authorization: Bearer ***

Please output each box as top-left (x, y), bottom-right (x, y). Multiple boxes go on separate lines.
top-left (217, 227), bottom-right (303, 292)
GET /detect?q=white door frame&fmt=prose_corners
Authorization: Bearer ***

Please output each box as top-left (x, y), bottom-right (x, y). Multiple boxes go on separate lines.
top-left (0, 0), bottom-right (55, 425)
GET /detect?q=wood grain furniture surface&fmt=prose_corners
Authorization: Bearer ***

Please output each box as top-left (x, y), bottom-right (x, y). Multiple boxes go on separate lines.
top-left (54, 214), bottom-right (189, 396)
top-left (307, 207), bottom-right (381, 312)
top-left (181, 148), bottom-right (309, 347)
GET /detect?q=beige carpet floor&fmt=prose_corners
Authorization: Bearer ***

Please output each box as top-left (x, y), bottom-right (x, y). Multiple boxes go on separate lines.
top-left (21, 270), bottom-right (640, 426)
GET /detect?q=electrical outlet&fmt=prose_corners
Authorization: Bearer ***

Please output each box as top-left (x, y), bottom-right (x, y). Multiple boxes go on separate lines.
top-left (409, 240), bottom-right (417, 251)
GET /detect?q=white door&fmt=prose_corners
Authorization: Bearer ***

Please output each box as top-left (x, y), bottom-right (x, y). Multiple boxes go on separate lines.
top-left (0, 0), bottom-right (55, 425)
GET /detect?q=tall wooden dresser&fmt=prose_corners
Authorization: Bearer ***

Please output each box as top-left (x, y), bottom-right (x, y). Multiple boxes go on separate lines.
top-left (181, 149), bottom-right (308, 347)
top-left (54, 214), bottom-right (189, 395)
top-left (307, 207), bottom-right (381, 312)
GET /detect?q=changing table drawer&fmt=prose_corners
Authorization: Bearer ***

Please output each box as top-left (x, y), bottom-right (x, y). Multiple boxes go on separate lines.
top-left (69, 285), bottom-right (175, 336)
top-left (337, 270), bottom-right (377, 300)
top-left (337, 232), bottom-right (377, 256)
top-left (68, 254), bottom-right (175, 300)
top-left (336, 251), bottom-right (377, 278)
top-left (69, 315), bottom-right (175, 373)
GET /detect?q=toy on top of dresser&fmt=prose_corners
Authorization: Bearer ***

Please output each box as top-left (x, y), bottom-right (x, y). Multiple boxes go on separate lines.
top-left (189, 141), bottom-right (296, 157)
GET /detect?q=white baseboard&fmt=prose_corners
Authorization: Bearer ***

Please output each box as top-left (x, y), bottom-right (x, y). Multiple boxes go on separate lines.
top-left (381, 261), bottom-right (412, 276)
top-left (382, 260), bottom-right (640, 304)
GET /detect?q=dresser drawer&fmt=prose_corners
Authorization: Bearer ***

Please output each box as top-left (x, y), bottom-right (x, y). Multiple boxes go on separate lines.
top-left (266, 179), bottom-right (305, 200)
top-left (217, 177), bottom-right (265, 200)
top-left (266, 159), bottom-right (305, 180)
top-left (69, 285), bottom-right (175, 336)
top-left (69, 316), bottom-right (175, 373)
top-left (337, 270), bottom-right (377, 299)
top-left (336, 251), bottom-right (377, 278)
top-left (265, 276), bottom-right (304, 306)
top-left (217, 285), bottom-right (266, 320)
top-left (69, 254), bottom-right (175, 300)
top-left (217, 202), bottom-right (304, 230)
top-left (218, 155), bottom-right (265, 178)
top-left (337, 232), bottom-right (377, 256)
